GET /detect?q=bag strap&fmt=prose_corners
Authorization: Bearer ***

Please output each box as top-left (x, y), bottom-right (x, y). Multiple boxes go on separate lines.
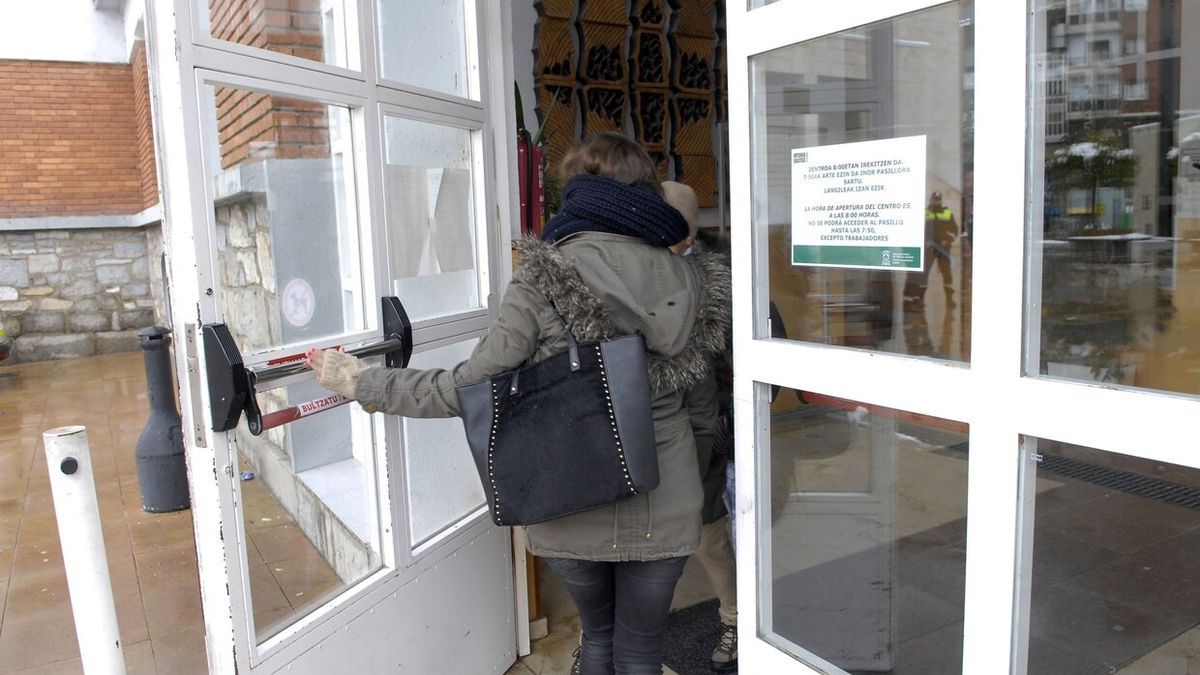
top-left (544, 295), bottom-right (583, 372)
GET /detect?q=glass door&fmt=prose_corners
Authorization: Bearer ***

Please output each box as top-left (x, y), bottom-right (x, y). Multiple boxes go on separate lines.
top-left (730, 1), bottom-right (1200, 673)
top-left (146, 0), bottom-right (520, 672)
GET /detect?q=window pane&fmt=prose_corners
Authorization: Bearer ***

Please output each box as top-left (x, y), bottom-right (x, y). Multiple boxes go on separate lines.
top-left (403, 338), bottom-right (486, 545)
top-left (203, 85), bottom-right (380, 642)
top-left (205, 86), bottom-right (367, 352)
top-left (204, 0), bottom-right (353, 69)
top-left (238, 376), bottom-right (383, 642)
top-left (1025, 439), bottom-right (1200, 673)
top-left (764, 387), bottom-right (968, 673)
top-left (1030, 0), bottom-right (1198, 395)
top-left (377, 0), bottom-right (473, 99)
top-left (383, 115), bottom-right (481, 322)
top-left (749, 2), bottom-right (975, 361)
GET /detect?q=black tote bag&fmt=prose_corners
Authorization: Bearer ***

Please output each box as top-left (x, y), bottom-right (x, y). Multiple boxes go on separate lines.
top-left (456, 325), bottom-right (659, 527)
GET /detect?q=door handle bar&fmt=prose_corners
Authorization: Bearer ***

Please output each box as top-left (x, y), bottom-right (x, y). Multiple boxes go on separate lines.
top-left (257, 393), bottom-right (353, 435)
top-left (201, 297), bottom-right (412, 436)
top-left (247, 334), bottom-right (405, 387)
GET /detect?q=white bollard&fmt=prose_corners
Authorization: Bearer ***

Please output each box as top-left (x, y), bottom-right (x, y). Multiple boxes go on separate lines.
top-left (42, 425), bottom-right (126, 675)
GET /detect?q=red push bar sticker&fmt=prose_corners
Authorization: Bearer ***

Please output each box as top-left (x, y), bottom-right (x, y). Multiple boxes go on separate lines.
top-left (259, 394), bottom-right (351, 432)
top-left (298, 395), bottom-right (347, 417)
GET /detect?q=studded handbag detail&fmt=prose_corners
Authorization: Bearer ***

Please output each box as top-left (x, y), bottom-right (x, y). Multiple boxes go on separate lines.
top-left (456, 315), bottom-right (659, 527)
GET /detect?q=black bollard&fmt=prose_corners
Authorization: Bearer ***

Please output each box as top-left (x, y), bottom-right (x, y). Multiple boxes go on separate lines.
top-left (136, 326), bottom-right (190, 512)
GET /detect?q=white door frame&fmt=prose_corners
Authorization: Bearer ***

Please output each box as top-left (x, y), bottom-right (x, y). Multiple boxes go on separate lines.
top-left (727, 1), bottom-right (1200, 673)
top-left (145, 0), bottom-right (523, 671)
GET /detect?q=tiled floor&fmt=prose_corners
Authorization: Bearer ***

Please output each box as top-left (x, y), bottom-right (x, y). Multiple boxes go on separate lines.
top-left (0, 351), bottom-right (685, 675)
top-left (0, 352), bottom-right (206, 674)
top-left (0, 352), bottom-right (359, 673)
top-left (11, 352), bottom-right (1200, 675)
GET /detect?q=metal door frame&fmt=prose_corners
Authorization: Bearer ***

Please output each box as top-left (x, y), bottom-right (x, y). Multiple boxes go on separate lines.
top-left (728, 1), bottom-right (1200, 673)
top-left (145, 0), bottom-right (523, 671)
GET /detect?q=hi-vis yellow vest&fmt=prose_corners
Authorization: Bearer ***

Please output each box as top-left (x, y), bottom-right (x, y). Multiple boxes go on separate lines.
top-left (926, 207), bottom-right (954, 221)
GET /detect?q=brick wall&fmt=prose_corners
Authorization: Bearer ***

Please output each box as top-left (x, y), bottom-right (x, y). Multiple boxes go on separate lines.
top-left (210, 0), bottom-right (329, 168)
top-left (213, 89), bottom-right (330, 168)
top-left (131, 41), bottom-right (159, 209)
top-left (0, 60), bottom-right (144, 218)
top-left (210, 0), bottom-right (325, 63)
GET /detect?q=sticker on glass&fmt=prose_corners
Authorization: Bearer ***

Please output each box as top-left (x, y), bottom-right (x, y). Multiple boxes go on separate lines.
top-left (281, 278), bottom-right (316, 327)
top-left (791, 135), bottom-right (927, 270)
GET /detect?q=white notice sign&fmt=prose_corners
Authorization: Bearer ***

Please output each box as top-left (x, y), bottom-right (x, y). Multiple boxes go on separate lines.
top-left (791, 135), bottom-right (927, 270)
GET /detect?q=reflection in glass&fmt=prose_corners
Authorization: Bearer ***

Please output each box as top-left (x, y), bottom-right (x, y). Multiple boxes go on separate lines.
top-left (203, 85), bottom-right (382, 642)
top-left (205, 0), bottom-right (351, 68)
top-left (765, 386), bottom-right (967, 673)
top-left (403, 339), bottom-right (486, 546)
top-left (383, 116), bottom-right (480, 322)
top-left (377, 0), bottom-right (472, 99)
top-left (238, 378), bottom-right (382, 642)
top-left (1031, 0), bottom-right (1197, 395)
top-left (206, 86), bottom-right (367, 351)
top-left (1025, 440), bottom-right (1200, 673)
top-left (750, 2), bottom-right (975, 361)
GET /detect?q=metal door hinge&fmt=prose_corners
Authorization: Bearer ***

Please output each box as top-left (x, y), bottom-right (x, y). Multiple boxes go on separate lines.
top-left (184, 323), bottom-right (207, 448)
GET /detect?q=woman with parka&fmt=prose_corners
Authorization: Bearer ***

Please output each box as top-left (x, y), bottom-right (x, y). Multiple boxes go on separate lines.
top-left (306, 133), bottom-right (731, 675)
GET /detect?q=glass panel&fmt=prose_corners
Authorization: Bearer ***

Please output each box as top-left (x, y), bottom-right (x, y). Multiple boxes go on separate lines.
top-left (205, 85), bottom-right (367, 352)
top-left (203, 85), bottom-right (379, 641)
top-left (1030, 0), bottom-right (1198, 396)
top-left (383, 115), bottom-right (481, 322)
top-left (750, 2), bottom-right (975, 361)
top-left (402, 338), bottom-right (486, 545)
top-left (204, 0), bottom-right (352, 68)
top-left (764, 386), bottom-right (968, 673)
top-left (1025, 439), bottom-right (1200, 673)
top-left (238, 376), bottom-right (382, 642)
top-left (377, 0), bottom-right (472, 99)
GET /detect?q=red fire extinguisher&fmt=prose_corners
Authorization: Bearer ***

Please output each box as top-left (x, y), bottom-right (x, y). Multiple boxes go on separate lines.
top-left (517, 131), bottom-right (546, 236)
top-left (516, 86), bottom-right (546, 236)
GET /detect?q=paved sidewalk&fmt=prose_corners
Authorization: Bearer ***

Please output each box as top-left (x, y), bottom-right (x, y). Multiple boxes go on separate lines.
top-left (0, 353), bottom-right (694, 674)
top-left (0, 352), bottom-right (205, 674)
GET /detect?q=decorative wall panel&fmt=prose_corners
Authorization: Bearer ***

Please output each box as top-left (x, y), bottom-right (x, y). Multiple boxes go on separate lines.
top-left (535, 17), bottom-right (577, 82)
top-left (537, 81), bottom-right (578, 169)
top-left (582, 85), bottom-right (629, 136)
top-left (580, 0), bottom-right (630, 26)
top-left (633, 90), bottom-right (668, 151)
top-left (579, 21), bottom-right (629, 85)
top-left (530, 0), bottom-right (725, 210)
top-left (536, 0), bottom-right (575, 19)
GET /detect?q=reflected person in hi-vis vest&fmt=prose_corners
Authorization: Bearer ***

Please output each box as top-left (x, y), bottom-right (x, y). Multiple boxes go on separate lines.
top-left (902, 191), bottom-right (958, 356)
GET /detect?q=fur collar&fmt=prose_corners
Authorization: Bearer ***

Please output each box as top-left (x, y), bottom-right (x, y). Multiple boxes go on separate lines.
top-left (514, 236), bottom-right (731, 392)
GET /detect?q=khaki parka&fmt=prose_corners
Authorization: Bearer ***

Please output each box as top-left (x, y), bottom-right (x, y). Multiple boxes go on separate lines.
top-left (353, 232), bottom-right (732, 561)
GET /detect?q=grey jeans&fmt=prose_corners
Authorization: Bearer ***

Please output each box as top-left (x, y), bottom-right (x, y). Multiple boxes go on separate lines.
top-left (545, 556), bottom-right (689, 675)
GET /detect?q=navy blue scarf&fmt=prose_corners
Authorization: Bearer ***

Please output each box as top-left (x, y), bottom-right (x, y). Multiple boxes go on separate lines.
top-left (541, 174), bottom-right (690, 248)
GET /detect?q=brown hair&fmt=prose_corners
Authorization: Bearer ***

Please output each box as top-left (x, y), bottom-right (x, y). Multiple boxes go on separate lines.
top-left (559, 132), bottom-right (661, 194)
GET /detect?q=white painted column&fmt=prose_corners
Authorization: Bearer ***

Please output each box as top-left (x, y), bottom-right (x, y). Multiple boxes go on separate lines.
top-left (42, 425), bottom-right (126, 675)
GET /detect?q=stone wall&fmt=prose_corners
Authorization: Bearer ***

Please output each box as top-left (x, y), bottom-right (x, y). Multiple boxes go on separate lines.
top-left (214, 190), bottom-right (373, 584)
top-left (0, 225), bottom-right (162, 363)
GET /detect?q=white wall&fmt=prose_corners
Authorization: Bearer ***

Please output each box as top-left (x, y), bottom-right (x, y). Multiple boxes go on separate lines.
top-left (123, 0), bottom-right (146, 59)
top-left (512, 0), bottom-right (539, 133)
top-left (0, 0), bottom-right (127, 63)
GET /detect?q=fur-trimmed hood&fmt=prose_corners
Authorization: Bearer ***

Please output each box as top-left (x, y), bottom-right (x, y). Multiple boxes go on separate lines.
top-left (514, 234), bottom-right (731, 393)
